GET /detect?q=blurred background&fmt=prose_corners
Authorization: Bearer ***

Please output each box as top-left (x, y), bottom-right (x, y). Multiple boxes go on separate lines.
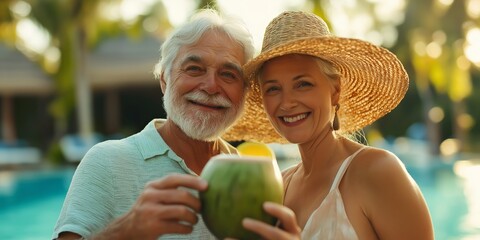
top-left (0, 0), bottom-right (479, 239)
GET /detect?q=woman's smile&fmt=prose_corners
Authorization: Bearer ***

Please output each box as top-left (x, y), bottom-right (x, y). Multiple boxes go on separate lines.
top-left (279, 112), bottom-right (310, 125)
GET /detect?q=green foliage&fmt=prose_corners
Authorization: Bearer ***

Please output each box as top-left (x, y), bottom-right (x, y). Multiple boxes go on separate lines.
top-left (29, 0), bottom-right (66, 36)
top-left (46, 141), bottom-right (67, 165)
top-left (390, 0), bottom-right (479, 153)
top-left (0, 0), bottom-right (15, 22)
top-left (309, 0), bottom-right (331, 29)
top-left (449, 64), bottom-right (472, 102)
top-left (49, 24), bottom-right (76, 127)
top-left (197, 0), bottom-right (218, 10)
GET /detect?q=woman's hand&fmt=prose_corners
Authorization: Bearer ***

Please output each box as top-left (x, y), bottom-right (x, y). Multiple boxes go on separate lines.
top-left (242, 202), bottom-right (301, 240)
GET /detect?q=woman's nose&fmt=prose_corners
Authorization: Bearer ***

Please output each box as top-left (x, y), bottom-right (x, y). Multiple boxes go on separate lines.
top-left (279, 91), bottom-right (298, 111)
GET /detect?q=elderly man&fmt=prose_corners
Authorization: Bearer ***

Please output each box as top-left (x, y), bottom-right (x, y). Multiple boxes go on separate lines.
top-left (53, 9), bottom-right (255, 240)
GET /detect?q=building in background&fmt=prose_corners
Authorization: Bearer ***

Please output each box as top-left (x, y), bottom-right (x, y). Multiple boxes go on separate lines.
top-left (0, 34), bottom-right (166, 165)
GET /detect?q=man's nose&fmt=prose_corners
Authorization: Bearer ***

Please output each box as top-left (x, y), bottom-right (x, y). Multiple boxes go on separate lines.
top-left (200, 71), bottom-right (221, 94)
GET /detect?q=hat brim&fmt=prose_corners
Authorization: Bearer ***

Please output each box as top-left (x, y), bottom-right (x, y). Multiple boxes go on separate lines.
top-left (224, 37), bottom-right (409, 143)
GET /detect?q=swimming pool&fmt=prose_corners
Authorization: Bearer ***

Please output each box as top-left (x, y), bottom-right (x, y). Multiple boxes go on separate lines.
top-left (0, 168), bottom-right (74, 240)
top-left (0, 162), bottom-right (479, 240)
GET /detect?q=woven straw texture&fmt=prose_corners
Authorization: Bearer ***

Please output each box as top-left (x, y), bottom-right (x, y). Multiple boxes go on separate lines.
top-left (223, 11), bottom-right (408, 143)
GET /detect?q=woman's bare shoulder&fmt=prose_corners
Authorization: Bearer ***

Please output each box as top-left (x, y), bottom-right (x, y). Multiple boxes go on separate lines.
top-left (347, 149), bottom-right (433, 239)
top-left (348, 146), bottom-right (423, 204)
top-left (351, 147), bottom-right (406, 177)
top-left (281, 163), bottom-right (301, 182)
top-left (345, 146), bottom-right (416, 196)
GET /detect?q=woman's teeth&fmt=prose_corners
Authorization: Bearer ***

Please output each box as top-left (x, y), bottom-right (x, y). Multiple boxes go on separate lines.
top-left (283, 113), bottom-right (307, 123)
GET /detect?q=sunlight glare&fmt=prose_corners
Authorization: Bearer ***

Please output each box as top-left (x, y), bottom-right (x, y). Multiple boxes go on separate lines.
top-left (217, 0), bottom-right (304, 51)
top-left (426, 41), bottom-right (442, 58)
top-left (440, 138), bottom-right (460, 156)
top-left (44, 46), bottom-right (61, 73)
top-left (121, 0), bottom-right (157, 24)
top-left (429, 106), bottom-right (444, 123)
top-left (465, 28), bottom-right (480, 66)
top-left (340, 0), bottom-right (358, 8)
top-left (365, 30), bottom-right (383, 46)
top-left (162, 0), bottom-right (196, 27)
top-left (16, 19), bottom-right (50, 55)
top-left (326, 0), bottom-right (405, 47)
top-left (457, 113), bottom-right (475, 130)
top-left (98, 1), bottom-right (121, 21)
top-left (351, 13), bottom-right (374, 38)
top-left (373, 0), bottom-right (406, 24)
top-left (157, 0), bottom-right (306, 42)
top-left (457, 55), bottom-right (471, 70)
top-left (433, 31), bottom-right (447, 45)
top-left (438, 0), bottom-right (454, 7)
top-left (371, 0), bottom-right (406, 47)
top-left (466, 0), bottom-right (480, 18)
top-left (466, 28), bottom-right (480, 43)
top-left (465, 45), bottom-right (480, 67)
top-left (379, 25), bottom-right (398, 47)
top-left (414, 40), bottom-right (427, 56)
top-left (142, 17), bottom-right (159, 33)
top-left (453, 161), bottom-right (480, 233)
top-left (9, 0), bottom-right (31, 18)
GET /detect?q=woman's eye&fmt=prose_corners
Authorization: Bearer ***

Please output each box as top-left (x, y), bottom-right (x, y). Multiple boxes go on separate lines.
top-left (264, 86), bottom-right (280, 94)
top-left (297, 81), bottom-right (313, 88)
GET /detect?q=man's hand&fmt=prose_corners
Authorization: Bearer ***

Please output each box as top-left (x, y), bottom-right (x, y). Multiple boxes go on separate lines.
top-left (91, 174), bottom-right (208, 240)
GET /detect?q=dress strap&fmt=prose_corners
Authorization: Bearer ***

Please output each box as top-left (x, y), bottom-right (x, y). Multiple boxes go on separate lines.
top-left (282, 163), bottom-right (301, 202)
top-left (329, 147), bottom-right (367, 192)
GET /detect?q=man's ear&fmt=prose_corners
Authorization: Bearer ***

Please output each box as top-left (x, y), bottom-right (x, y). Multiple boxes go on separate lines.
top-left (160, 73), bottom-right (167, 94)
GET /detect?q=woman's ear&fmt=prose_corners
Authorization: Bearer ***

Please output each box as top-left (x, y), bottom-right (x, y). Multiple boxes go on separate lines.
top-left (160, 73), bottom-right (167, 94)
top-left (331, 80), bottom-right (341, 105)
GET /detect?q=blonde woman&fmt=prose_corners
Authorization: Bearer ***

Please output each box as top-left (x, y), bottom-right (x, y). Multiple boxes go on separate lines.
top-left (227, 11), bottom-right (434, 240)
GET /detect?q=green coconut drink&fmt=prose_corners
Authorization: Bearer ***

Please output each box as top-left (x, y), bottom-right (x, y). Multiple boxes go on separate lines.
top-left (200, 153), bottom-right (284, 240)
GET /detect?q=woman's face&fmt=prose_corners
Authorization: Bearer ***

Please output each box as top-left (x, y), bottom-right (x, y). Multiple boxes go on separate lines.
top-left (259, 54), bottom-right (339, 144)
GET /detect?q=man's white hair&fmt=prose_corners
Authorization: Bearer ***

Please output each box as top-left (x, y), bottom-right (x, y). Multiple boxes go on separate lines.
top-left (153, 8), bottom-right (255, 84)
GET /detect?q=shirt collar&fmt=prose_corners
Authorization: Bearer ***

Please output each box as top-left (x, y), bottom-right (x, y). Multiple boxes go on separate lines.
top-left (135, 118), bottom-right (237, 161)
top-left (135, 119), bottom-right (169, 160)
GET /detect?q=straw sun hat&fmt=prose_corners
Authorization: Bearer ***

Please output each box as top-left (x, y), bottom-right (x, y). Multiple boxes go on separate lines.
top-left (223, 11), bottom-right (409, 143)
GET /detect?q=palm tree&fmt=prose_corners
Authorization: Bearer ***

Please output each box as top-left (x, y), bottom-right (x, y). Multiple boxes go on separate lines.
top-left (395, 0), bottom-right (478, 155)
top-left (306, 0), bottom-right (479, 156)
top-left (0, 0), bottom-right (171, 160)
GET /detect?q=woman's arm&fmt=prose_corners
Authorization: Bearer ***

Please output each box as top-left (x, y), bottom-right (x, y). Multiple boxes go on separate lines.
top-left (360, 149), bottom-right (434, 240)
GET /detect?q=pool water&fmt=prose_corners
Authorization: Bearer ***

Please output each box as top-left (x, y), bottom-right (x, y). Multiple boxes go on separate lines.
top-left (0, 194), bottom-right (65, 239)
top-left (408, 163), bottom-right (480, 239)
top-left (1, 163), bottom-right (479, 240)
top-left (0, 168), bottom-right (74, 240)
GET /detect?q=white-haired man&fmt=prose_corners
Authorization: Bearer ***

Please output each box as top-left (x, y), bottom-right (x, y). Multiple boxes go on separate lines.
top-left (53, 9), bottom-right (255, 239)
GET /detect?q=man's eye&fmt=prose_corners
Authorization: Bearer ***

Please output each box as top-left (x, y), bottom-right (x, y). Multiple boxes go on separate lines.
top-left (221, 71), bottom-right (239, 80)
top-left (184, 66), bottom-right (204, 74)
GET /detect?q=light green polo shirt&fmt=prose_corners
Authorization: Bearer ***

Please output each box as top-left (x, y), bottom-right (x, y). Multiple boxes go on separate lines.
top-left (52, 119), bottom-right (237, 239)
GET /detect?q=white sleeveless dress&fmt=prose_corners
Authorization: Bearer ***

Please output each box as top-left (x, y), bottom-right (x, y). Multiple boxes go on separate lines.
top-left (284, 148), bottom-right (366, 240)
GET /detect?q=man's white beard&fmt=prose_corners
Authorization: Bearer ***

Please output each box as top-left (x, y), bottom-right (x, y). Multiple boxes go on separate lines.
top-left (163, 83), bottom-right (245, 141)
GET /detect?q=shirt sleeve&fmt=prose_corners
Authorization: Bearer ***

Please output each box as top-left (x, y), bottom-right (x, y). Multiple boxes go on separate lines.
top-left (52, 142), bottom-right (115, 239)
